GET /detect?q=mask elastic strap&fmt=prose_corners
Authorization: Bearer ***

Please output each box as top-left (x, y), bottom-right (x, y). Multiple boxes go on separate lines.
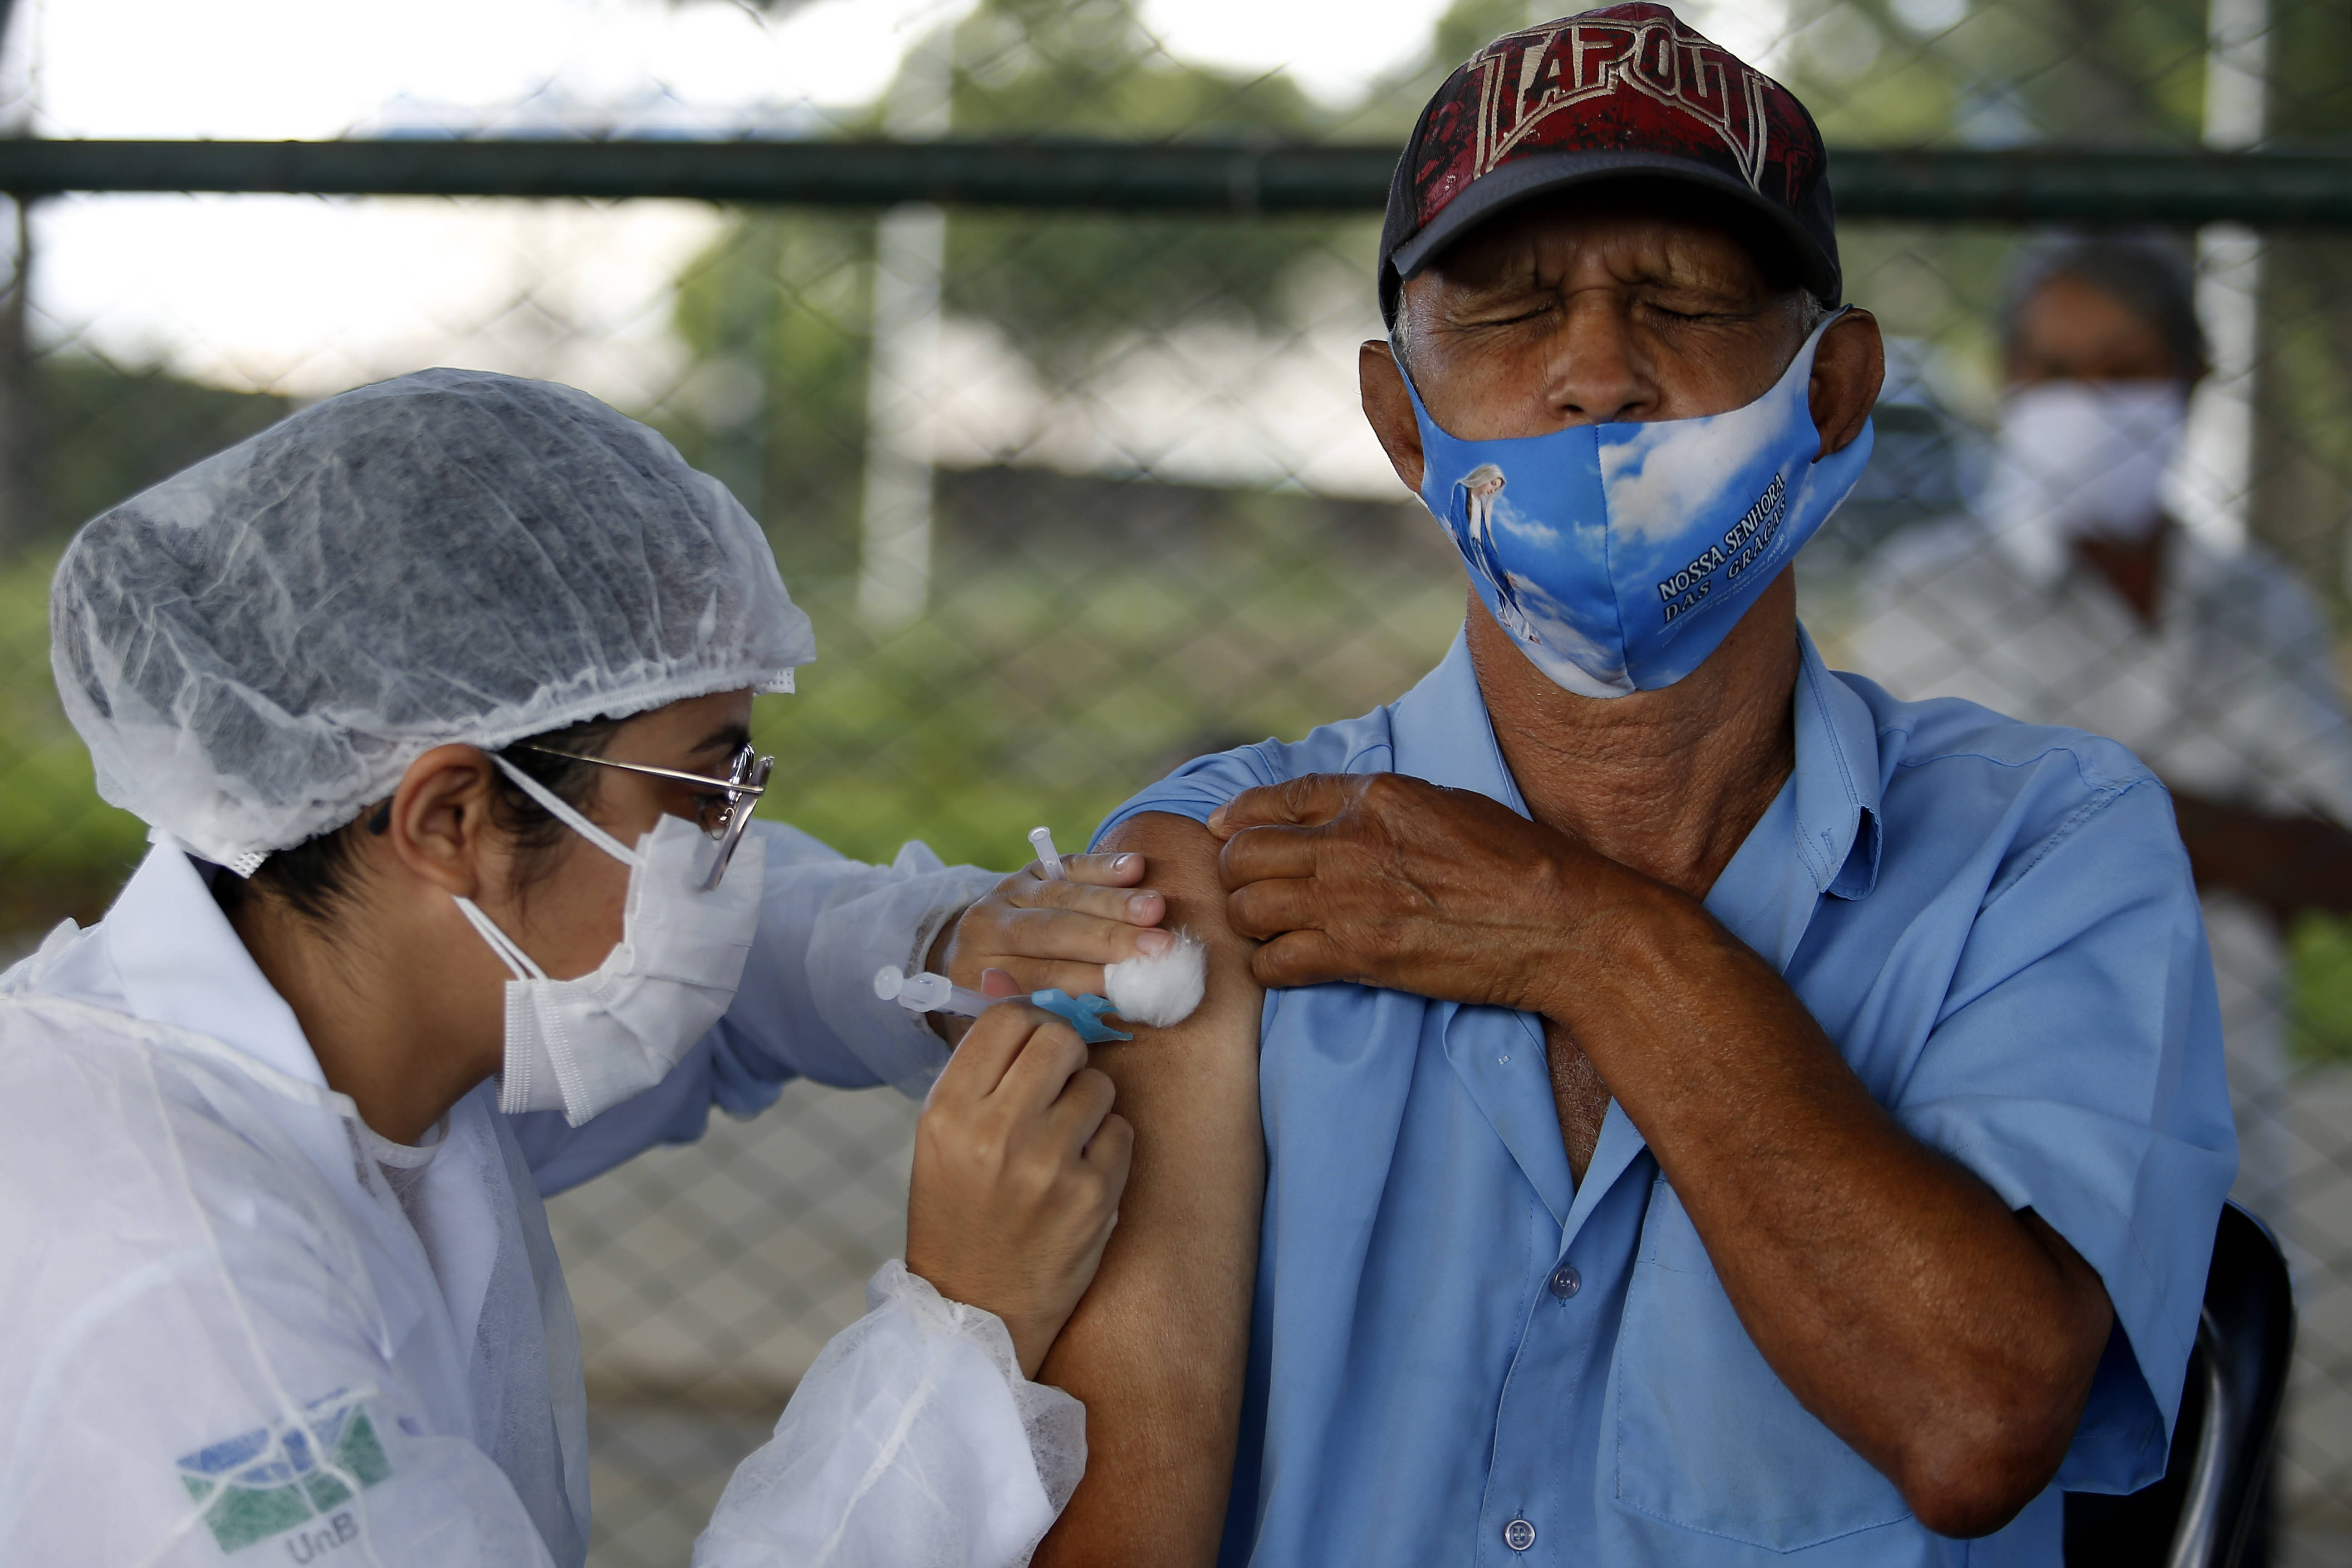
top-left (490, 755), bottom-right (643, 868)
top-left (454, 894), bottom-right (548, 982)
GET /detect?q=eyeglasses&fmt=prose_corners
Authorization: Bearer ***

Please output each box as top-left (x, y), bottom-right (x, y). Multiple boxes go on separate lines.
top-left (513, 740), bottom-right (774, 892)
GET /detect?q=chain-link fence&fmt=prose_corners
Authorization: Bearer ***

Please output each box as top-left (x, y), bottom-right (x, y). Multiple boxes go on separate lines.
top-left (6, 0), bottom-right (2352, 1561)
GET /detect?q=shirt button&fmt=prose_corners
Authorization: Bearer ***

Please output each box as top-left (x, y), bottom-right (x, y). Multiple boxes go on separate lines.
top-left (1503, 1517), bottom-right (1537, 1552)
top-left (1548, 1263), bottom-right (1581, 1300)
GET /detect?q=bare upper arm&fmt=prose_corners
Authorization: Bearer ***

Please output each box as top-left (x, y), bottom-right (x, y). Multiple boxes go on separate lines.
top-left (1032, 810), bottom-right (1266, 1567)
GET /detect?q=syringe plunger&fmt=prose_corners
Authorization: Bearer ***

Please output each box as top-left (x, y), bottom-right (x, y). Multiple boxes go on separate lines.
top-left (873, 965), bottom-right (992, 1019)
top-left (1029, 826), bottom-right (1066, 881)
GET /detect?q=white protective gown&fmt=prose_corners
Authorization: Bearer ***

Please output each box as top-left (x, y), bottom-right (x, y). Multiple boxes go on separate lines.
top-left (0, 821), bottom-right (1084, 1568)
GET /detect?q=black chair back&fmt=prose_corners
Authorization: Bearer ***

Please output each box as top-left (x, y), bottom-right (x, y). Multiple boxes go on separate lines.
top-left (2063, 1201), bottom-right (2295, 1568)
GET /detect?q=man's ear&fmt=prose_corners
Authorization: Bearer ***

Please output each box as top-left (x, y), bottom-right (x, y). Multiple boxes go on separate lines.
top-left (1808, 307), bottom-right (1885, 461)
top-left (381, 745), bottom-right (503, 899)
top-left (1360, 339), bottom-right (1427, 496)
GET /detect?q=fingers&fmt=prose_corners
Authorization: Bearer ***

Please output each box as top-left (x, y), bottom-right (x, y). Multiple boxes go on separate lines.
top-left (1248, 928), bottom-right (1357, 991)
top-left (982, 861), bottom-right (1171, 962)
top-left (1044, 1064), bottom-right (1118, 1156)
top-left (927, 1002), bottom-right (1041, 1105)
top-left (1083, 1111), bottom-right (1135, 1195)
top-left (993, 1012), bottom-right (1093, 1118)
top-left (921, 1007), bottom-right (1116, 1171)
top-left (986, 957), bottom-right (1122, 999)
top-left (980, 966), bottom-right (1022, 998)
top-left (1217, 823), bottom-right (1323, 890)
top-left (1207, 773), bottom-right (1360, 838)
top-left (985, 903), bottom-right (1174, 968)
top-left (941, 863), bottom-right (1170, 997)
top-left (1002, 872), bottom-right (1169, 931)
top-left (1224, 876), bottom-right (1322, 942)
top-left (1058, 851), bottom-right (1147, 888)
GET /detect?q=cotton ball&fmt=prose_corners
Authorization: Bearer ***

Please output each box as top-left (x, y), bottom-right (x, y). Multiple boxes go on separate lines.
top-left (1103, 931), bottom-right (1207, 1029)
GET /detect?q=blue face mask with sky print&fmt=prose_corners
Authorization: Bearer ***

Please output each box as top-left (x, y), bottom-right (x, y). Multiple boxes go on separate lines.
top-left (1403, 312), bottom-right (1872, 699)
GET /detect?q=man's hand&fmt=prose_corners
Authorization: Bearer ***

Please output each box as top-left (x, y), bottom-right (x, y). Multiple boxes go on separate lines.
top-left (930, 852), bottom-right (1172, 1041)
top-left (906, 1004), bottom-right (1134, 1379)
top-left (1210, 772), bottom-right (1627, 1012)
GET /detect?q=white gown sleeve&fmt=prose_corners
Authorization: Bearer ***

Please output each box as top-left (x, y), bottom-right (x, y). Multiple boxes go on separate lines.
top-left (692, 1262), bottom-right (1086, 1568)
top-left (514, 823), bottom-right (1002, 1194)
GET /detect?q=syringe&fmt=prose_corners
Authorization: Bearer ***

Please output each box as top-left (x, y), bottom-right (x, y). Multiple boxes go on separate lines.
top-left (873, 965), bottom-right (994, 1019)
top-left (873, 963), bottom-right (1134, 1044)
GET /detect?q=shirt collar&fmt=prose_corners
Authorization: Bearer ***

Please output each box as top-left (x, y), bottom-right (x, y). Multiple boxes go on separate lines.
top-left (1696, 633), bottom-right (1883, 977)
top-left (1388, 630), bottom-right (1529, 810)
top-left (102, 837), bottom-right (330, 1090)
top-left (1389, 625), bottom-right (1881, 919)
top-left (1791, 629), bottom-right (1883, 904)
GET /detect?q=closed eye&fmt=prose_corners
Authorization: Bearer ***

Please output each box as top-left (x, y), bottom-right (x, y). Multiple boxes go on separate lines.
top-left (1453, 304), bottom-right (1558, 339)
top-left (1640, 294), bottom-right (1773, 325)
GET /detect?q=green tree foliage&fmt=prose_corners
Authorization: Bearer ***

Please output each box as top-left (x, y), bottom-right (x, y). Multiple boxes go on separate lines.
top-left (1770, 0), bottom-right (2207, 147)
top-left (37, 360), bottom-right (288, 542)
top-left (1430, 0), bottom-right (1542, 83)
top-left (663, 214), bottom-right (876, 578)
top-left (937, 0), bottom-right (1333, 368)
top-left (2251, 0), bottom-right (2352, 604)
top-left (1333, 0), bottom-right (1537, 141)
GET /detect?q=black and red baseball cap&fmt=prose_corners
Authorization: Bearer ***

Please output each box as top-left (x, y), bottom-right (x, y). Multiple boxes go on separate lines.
top-left (1379, 3), bottom-right (1842, 325)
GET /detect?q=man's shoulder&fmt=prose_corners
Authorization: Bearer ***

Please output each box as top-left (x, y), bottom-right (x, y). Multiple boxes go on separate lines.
top-left (1835, 669), bottom-right (2172, 876)
top-left (1846, 670), bottom-right (2151, 785)
top-left (1093, 704), bottom-right (1400, 843)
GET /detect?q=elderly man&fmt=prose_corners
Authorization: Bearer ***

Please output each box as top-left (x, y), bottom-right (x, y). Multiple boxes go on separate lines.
top-left (1857, 234), bottom-right (2352, 1227)
top-left (1027, 9), bottom-right (2236, 1566)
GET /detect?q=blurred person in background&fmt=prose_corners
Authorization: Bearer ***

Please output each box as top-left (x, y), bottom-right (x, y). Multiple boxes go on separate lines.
top-left (0, 370), bottom-right (1164, 1568)
top-left (1857, 233), bottom-right (2352, 1226)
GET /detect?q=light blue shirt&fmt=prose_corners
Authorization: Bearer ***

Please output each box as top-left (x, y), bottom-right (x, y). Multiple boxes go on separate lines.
top-left (1096, 628), bottom-right (2235, 1567)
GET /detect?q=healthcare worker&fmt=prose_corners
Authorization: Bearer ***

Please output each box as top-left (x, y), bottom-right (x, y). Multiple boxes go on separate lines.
top-left (0, 369), bottom-right (1161, 1568)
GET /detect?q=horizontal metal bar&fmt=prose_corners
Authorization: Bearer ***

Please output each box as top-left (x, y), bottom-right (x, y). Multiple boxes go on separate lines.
top-left (2, 137), bottom-right (2351, 226)
top-left (1836, 147), bottom-right (2352, 226)
top-left (0, 138), bottom-right (1401, 211)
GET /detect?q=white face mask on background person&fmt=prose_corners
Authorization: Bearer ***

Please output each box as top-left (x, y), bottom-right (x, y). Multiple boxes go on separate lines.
top-left (455, 757), bottom-right (766, 1126)
top-left (1985, 380), bottom-right (2188, 574)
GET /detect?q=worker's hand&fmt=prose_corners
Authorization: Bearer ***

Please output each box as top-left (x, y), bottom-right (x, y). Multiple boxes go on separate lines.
top-left (1209, 771), bottom-right (1641, 1012)
top-left (929, 852), bottom-right (1172, 1041)
top-left (906, 1004), bottom-right (1134, 1380)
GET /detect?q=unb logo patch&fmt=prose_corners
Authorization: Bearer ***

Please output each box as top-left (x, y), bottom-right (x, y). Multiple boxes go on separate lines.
top-left (176, 1389), bottom-right (391, 1555)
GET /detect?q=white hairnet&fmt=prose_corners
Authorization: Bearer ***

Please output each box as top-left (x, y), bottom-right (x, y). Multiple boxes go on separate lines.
top-left (51, 368), bottom-right (815, 873)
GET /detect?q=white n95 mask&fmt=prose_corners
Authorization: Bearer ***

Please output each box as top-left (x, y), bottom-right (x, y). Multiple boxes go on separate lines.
top-left (456, 757), bottom-right (765, 1126)
top-left (1984, 381), bottom-right (2185, 575)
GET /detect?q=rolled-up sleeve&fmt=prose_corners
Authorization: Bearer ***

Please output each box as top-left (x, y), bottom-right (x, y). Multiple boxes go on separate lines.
top-left (1091, 744), bottom-right (1315, 848)
top-left (1889, 774), bottom-right (2238, 1493)
top-left (516, 822), bottom-right (1001, 1196)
